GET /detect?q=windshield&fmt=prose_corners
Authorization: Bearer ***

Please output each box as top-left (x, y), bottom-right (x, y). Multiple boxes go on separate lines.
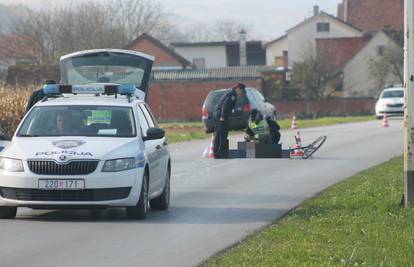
top-left (382, 90), bottom-right (404, 98)
top-left (18, 106), bottom-right (136, 137)
top-left (60, 51), bottom-right (151, 88)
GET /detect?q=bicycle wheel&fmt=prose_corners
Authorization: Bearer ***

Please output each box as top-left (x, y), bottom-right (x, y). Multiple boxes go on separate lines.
top-left (302, 136), bottom-right (327, 159)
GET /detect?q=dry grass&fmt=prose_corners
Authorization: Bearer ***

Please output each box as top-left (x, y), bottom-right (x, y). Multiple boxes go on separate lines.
top-left (0, 86), bottom-right (34, 137)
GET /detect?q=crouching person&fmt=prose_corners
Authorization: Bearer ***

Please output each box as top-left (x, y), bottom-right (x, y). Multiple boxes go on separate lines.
top-left (245, 109), bottom-right (281, 144)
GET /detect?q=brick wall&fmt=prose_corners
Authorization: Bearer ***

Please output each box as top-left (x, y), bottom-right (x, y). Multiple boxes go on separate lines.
top-left (4, 65), bottom-right (376, 121)
top-left (147, 79), bottom-right (262, 121)
top-left (338, 0), bottom-right (403, 32)
top-left (273, 98), bottom-right (376, 118)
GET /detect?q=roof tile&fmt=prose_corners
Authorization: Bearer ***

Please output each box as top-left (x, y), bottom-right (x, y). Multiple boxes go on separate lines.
top-left (316, 36), bottom-right (369, 72)
top-left (152, 66), bottom-right (261, 81)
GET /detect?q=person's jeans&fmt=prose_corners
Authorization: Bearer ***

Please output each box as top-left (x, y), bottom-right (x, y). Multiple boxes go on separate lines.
top-left (213, 118), bottom-right (229, 158)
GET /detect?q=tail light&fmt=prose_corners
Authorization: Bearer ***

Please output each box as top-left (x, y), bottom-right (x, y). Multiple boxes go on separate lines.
top-left (243, 103), bottom-right (251, 113)
top-left (202, 105), bottom-right (209, 119)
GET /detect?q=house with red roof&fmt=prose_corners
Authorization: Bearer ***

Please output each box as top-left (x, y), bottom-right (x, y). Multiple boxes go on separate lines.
top-left (265, 6), bottom-right (363, 68)
top-left (316, 36), bottom-right (368, 74)
top-left (124, 33), bottom-right (191, 70)
top-left (316, 31), bottom-right (402, 97)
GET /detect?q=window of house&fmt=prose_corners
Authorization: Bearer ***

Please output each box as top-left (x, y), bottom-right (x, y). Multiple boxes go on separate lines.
top-left (193, 58), bottom-right (205, 69)
top-left (317, 22), bottom-right (330, 32)
top-left (377, 45), bottom-right (385, 56)
top-left (274, 56), bottom-right (284, 67)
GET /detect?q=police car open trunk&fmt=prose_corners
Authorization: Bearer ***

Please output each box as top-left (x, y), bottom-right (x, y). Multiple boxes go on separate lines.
top-left (60, 49), bottom-right (154, 101)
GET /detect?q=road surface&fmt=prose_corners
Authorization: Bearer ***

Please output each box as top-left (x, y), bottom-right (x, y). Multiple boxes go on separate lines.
top-left (0, 119), bottom-right (403, 267)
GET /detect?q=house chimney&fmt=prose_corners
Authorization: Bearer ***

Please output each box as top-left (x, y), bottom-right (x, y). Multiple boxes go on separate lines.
top-left (344, 0), bottom-right (348, 22)
top-left (313, 5), bottom-right (319, 16)
top-left (239, 29), bottom-right (247, 66)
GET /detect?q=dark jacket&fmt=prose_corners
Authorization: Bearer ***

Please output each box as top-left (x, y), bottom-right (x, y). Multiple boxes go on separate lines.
top-left (213, 89), bottom-right (237, 119)
top-left (246, 116), bottom-right (281, 139)
top-left (25, 89), bottom-right (46, 113)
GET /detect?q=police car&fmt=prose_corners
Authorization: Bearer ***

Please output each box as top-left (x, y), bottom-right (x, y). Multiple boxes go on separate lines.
top-left (0, 49), bottom-right (171, 219)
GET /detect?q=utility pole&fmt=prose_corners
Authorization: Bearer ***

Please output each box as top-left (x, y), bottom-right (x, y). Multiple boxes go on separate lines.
top-left (404, 0), bottom-right (414, 207)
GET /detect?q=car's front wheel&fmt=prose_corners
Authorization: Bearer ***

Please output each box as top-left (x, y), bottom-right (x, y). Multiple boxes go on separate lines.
top-left (127, 170), bottom-right (149, 220)
top-left (150, 165), bottom-right (170, 210)
top-left (0, 206), bottom-right (17, 219)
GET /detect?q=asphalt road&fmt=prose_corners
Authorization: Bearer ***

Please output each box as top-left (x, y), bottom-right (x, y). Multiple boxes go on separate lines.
top-left (0, 119), bottom-right (403, 267)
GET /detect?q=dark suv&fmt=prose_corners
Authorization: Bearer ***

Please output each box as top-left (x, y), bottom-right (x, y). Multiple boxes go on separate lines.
top-left (202, 88), bottom-right (276, 133)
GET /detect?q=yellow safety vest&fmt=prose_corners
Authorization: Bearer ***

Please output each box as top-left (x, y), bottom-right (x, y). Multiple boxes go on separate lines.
top-left (249, 119), bottom-right (270, 139)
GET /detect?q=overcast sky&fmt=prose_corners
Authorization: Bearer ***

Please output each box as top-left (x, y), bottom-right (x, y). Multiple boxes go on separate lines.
top-left (0, 0), bottom-right (342, 40)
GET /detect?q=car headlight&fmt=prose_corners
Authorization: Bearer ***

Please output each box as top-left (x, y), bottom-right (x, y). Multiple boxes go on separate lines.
top-left (0, 157), bottom-right (24, 172)
top-left (102, 158), bottom-right (136, 172)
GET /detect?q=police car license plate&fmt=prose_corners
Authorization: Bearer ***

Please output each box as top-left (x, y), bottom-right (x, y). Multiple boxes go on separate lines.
top-left (38, 179), bottom-right (85, 190)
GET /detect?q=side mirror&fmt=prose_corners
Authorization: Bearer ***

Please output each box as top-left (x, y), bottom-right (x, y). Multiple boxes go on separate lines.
top-left (264, 97), bottom-right (268, 102)
top-left (144, 127), bottom-right (165, 141)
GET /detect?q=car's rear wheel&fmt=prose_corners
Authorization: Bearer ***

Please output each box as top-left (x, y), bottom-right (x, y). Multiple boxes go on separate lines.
top-left (0, 206), bottom-right (17, 219)
top-left (150, 165), bottom-right (170, 210)
top-left (127, 171), bottom-right (149, 220)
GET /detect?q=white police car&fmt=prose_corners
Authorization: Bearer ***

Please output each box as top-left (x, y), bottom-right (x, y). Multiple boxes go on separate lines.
top-left (0, 49), bottom-right (171, 219)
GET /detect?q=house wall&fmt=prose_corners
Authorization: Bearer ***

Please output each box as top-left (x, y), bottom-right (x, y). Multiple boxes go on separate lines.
top-left (127, 39), bottom-right (183, 68)
top-left (288, 14), bottom-right (363, 65)
top-left (343, 32), bottom-right (402, 97)
top-left (265, 37), bottom-right (288, 66)
top-left (174, 46), bottom-right (227, 68)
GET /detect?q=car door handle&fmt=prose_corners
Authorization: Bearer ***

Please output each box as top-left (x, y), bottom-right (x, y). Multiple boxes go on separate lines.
top-left (156, 145), bottom-right (162, 150)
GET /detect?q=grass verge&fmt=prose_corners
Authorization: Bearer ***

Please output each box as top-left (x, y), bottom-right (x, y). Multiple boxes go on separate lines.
top-left (202, 157), bottom-right (414, 267)
top-left (161, 115), bottom-right (375, 144)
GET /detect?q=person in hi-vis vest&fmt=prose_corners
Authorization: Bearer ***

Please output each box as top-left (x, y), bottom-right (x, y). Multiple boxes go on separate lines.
top-left (245, 109), bottom-right (281, 144)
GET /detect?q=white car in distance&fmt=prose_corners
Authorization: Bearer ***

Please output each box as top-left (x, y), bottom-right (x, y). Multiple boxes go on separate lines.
top-left (375, 87), bottom-right (404, 119)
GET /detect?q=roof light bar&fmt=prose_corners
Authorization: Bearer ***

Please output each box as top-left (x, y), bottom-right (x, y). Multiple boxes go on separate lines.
top-left (72, 84), bottom-right (105, 94)
top-left (42, 84), bottom-right (136, 96)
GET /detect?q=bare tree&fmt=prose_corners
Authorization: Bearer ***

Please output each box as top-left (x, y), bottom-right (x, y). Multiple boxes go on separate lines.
top-left (290, 49), bottom-right (328, 101)
top-left (14, 0), bottom-right (176, 63)
top-left (368, 31), bottom-right (404, 93)
top-left (369, 44), bottom-right (404, 92)
top-left (183, 19), bottom-right (251, 42)
top-left (107, 0), bottom-right (173, 44)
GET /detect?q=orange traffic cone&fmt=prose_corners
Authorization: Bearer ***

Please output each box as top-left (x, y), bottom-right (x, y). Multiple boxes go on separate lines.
top-left (203, 134), bottom-right (215, 158)
top-left (291, 115), bottom-right (298, 129)
top-left (382, 113), bottom-right (389, 128)
top-left (290, 130), bottom-right (304, 159)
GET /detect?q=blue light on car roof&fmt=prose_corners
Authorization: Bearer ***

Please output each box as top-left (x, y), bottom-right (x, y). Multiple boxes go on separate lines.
top-left (43, 84), bottom-right (60, 94)
top-left (118, 84), bottom-right (136, 95)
